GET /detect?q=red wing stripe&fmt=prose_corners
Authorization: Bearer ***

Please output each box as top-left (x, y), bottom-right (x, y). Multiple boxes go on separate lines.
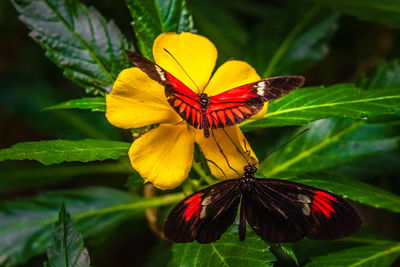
top-left (179, 103), bottom-right (187, 114)
top-left (315, 191), bottom-right (336, 200)
top-left (197, 112), bottom-right (202, 128)
top-left (217, 110), bottom-right (226, 125)
top-left (186, 106), bottom-right (191, 120)
top-left (183, 193), bottom-right (203, 221)
top-left (238, 106), bottom-right (252, 114)
top-left (174, 99), bottom-right (182, 107)
top-left (191, 109), bottom-right (196, 124)
top-left (207, 114), bottom-right (214, 128)
top-left (232, 108), bottom-right (244, 119)
top-left (225, 109), bottom-right (235, 123)
top-left (312, 191), bottom-right (336, 218)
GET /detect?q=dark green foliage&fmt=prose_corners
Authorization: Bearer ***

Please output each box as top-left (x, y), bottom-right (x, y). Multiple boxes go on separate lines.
top-left (247, 2), bottom-right (340, 77)
top-left (0, 187), bottom-right (183, 266)
top-left (11, 0), bottom-right (132, 94)
top-left (44, 204), bottom-right (90, 267)
top-left (125, 0), bottom-right (194, 59)
top-left (4, 0), bottom-right (400, 265)
top-left (0, 187), bottom-right (135, 266)
top-left (259, 119), bottom-right (400, 176)
top-left (309, 0), bottom-right (400, 28)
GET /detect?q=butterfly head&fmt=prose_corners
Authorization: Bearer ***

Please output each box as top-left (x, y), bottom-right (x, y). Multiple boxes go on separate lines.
top-left (243, 164), bottom-right (257, 178)
top-left (198, 93), bottom-right (210, 109)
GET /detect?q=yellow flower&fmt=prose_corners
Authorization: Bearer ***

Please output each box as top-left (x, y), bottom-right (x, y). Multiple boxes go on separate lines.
top-left (106, 32), bottom-right (267, 190)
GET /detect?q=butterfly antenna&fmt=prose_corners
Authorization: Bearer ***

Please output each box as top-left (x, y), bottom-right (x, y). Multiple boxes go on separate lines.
top-left (258, 128), bottom-right (310, 163)
top-left (205, 159), bottom-right (227, 178)
top-left (163, 48), bottom-right (200, 93)
top-left (211, 129), bottom-right (241, 177)
top-left (221, 128), bottom-right (250, 163)
top-left (242, 138), bottom-right (252, 165)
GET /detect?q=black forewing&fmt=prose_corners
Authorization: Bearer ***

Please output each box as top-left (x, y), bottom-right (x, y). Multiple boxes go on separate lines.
top-left (125, 50), bottom-right (168, 86)
top-left (164, 179), bottom-right (241, 244)
top-left (256, 76), bottom-right (305, 101)
top-left (244, 178), bottom-right (361, 243)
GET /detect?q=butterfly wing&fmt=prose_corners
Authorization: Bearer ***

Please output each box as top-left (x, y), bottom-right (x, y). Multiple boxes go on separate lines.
top-left (243, 178), bottom-right (361, 243)
top-left (125, 51), bottom-right (203, 128)
top-left (206, 76), bottom-right (305, 128)
top-left (164, 179), bottom-right (241, 243)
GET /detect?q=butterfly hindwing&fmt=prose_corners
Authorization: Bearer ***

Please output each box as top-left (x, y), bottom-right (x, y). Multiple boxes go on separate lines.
top-left (207, 76), bottom-right (305, 129)
top-left (244, 178), bottom-right (361, 243)
top-left (164, 179), bottom-right (241, 243)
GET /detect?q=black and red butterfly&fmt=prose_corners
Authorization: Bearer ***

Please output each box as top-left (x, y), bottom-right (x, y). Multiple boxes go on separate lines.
top-left (163, 164), bottom-right (361, 244)
top-left (125, 50), bottom-right (305, 137)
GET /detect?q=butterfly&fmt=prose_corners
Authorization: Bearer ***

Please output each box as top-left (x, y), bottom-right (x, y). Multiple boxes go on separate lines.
top-left (125, 50), bottom-right (305, 137)
top-left (163, 164), bottom-right (361, 244)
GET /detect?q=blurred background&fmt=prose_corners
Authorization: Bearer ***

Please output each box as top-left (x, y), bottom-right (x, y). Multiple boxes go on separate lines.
top-left (1, 0), bottom-right (400, 266)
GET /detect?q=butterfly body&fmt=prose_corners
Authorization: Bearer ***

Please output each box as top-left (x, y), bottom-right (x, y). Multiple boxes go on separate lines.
top-left (164, 164), bottom-right (361, 244)
top-left (126, 51), bottom-right (305, 137)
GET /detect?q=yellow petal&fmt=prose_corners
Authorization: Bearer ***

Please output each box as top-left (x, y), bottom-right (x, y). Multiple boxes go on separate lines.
top-left (106, 68), bottom-right (180, 129)
top-left (195, 126), bottom-right (258, 180)
top-left (129, 124), bottom-right (194, 190)
top-left (153, 32), bottom-right (217, 94)
top-left (204, 60), bottom-right (261, 96)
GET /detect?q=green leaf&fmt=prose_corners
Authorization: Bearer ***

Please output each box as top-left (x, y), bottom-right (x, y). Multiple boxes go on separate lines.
top-left (1, 77), bottom-right (118, 140)
top-left (309, 0), bottom-right (400, 29)
top-left (306, 242), bottom-right (400, 267)
top-left (240, 84), bottom-right (400, 131)
top-left (259, 119), bottom-right (399, 177)
top-left (247, 2), bottom-right (339, 76)
top-left (125, 0), bottom-right (194, 59)
top-left (172, 227), bottom-right (276, 267)
top-left (279, 245), bottom-right (299, 265)
top-left (0, 139), bottom-right (130, 165)
top-left (358, 59), bottom-right (400, 89)
top-left (45, 204), bottom-right (90, 267)
top-left (43, 97), bottom-right (106, 112)
top-left (286, 175), bottom-right (400, 213)
top-left (11, 0), bottom-right (132, 94)
top-left (0, 187), bottom-right (183, 266)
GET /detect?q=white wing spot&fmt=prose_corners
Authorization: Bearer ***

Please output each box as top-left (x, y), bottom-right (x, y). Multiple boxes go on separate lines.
top-left (256, 81), bottom-right (266, 96)
top-left (298, 194), bottom-right (311, 203)
top-left (200, 206), bottom-right (207, 219)
top-left (298, 194), bottom-right (311, 216)
top-left (202, 195), bottom-right (212, 206)
top-left (302, 204), bottom-right (311, 216)
top-left (155, 65), bottom-right (166, 81)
